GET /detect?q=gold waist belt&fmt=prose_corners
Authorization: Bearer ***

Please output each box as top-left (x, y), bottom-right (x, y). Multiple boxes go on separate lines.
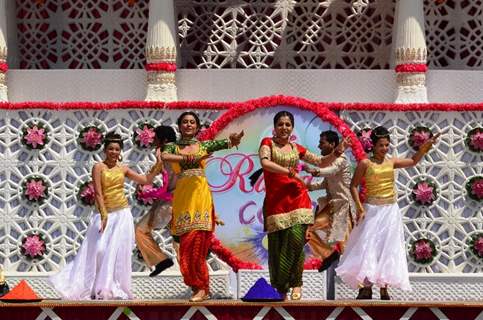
top-left (365, 195), bottom-right (397, 205)
top-left (178, 168), bottom-right (205, 178)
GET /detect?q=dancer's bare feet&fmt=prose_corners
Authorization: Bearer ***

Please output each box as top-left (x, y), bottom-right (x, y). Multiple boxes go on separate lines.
top-left (291, 287), bottom-right (302, 300)
top-left (189, 289), bottom-right (210, 302)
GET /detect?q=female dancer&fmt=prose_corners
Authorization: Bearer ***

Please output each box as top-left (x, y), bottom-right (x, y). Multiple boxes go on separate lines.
top-left (257, 111), bottom-right (348, 300)
top-left (336, 126), bottom-right (440, 300)
top-left (162, 111), bottom-right (243, 302)
top-left (50, 132), bottom-right (163, 300)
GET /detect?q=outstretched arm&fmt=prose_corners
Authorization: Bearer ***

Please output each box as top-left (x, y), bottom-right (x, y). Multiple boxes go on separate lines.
top-left (203, 130), bottom-right (244, 153)
top-left (302, 137), bottom-right (351, 168)
top-left (393, 133), bottom-right (441, 169)
top-left (126, 148), bottom-right (164, 184)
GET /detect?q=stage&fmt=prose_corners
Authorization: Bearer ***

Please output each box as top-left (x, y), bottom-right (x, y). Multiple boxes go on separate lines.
top-left (1, 299), bottom-right (482, 320)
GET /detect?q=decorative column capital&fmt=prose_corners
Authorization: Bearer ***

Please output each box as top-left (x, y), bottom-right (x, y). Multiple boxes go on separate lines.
top-left (393, 0), bottom-right (428, 103)
top-left (144, 0), bottom-right (177, 102)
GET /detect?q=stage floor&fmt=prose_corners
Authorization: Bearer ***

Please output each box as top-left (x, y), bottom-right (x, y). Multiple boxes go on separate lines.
top-left (1, 299), bottom-right (482, 320)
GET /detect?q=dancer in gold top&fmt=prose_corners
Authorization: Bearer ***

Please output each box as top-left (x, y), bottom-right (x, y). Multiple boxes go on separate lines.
top-left (336, 126), bottom-right (440, 300)
top-left (50, 132), bottom-right (163, 300)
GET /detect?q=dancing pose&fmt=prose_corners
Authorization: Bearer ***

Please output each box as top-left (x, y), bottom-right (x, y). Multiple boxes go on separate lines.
top-left (304, 130), bottom-right (356, 272)
top-left (162, 111), bottom-right (243, 302)
top-left (135, 126), bottom-right (177, 277)
top-left (336, 126), bottom-right (440, 300)
top-left (257, 111), bottom-right (348, 300)
top-left (50, 132), bottom-right (163, 300)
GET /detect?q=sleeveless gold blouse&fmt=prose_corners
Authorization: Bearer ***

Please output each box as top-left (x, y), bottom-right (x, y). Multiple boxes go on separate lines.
top-left (101, 166), bottom-right (129, 212)
top-left (364, 160), bottom-right (397, 205)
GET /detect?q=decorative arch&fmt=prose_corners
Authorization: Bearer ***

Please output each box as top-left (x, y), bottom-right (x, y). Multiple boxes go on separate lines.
top-left (198, 95), bottom-right (366, 163)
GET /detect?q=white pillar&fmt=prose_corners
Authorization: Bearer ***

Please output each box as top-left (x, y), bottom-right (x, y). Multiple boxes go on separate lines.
top-left (0, 0), bottom-right (8, 101)
top-left (145, 0), bottom-right (177, 102)
top-left (393, 0), bottom-right (428, 103)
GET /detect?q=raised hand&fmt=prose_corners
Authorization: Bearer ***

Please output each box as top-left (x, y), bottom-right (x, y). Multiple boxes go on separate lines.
top-left (335, 136), bottom-right (352, 156)
top-left (229, 130), bottom-right (244, 148)
top-left (420, 132), bottom-right (441, 153)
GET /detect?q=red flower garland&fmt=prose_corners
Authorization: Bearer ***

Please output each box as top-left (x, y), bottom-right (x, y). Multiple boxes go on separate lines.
top-left (0, 62), bottom-right (8, 73)
top-left (395, 63), bottom-right (428, 73)
top-left (2, 96), bottom-right (483, 111)
top-left (145, 62), bottom-right (177, 73)
top-left (303, 257), bottom-right (322, 270)
top-left (210, 235), bottom-right (263, 272)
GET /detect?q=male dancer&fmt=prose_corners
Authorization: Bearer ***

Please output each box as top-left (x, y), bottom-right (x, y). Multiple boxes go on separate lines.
top-left (305, 130), bottom-right (356, 272)
top-left (135, 126), bottom-right (177, 276)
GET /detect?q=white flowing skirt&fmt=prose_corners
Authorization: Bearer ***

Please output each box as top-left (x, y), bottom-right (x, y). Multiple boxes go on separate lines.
top-left (49, 207), bottom-right (135, 300)
top-left (335, 203), bottom-right (411, 291)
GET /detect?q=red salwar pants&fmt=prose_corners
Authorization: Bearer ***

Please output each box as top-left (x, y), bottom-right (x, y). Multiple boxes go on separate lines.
top-left (179, 230), bottom-right (212, 292)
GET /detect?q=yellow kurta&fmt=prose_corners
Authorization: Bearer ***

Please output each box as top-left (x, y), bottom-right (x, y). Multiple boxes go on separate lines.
top-left (163, 139), bottom-right (230, 236)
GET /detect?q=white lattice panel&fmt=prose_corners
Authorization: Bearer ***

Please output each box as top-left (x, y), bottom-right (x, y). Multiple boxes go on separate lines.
top-left (335, 274), bottom-right (483, 301)
top-left (0, 108), bottom-right (481, 301)
top-left (341, 110), bottom-right (483, 274)
top-left (9, 1), bottom-right (483, 70)
top-left (237, 269), bottom-right (326, 300)
top-left (4, 271), bottom-right (233, 299)
top-left (0, 108), bottom-right (224, 273)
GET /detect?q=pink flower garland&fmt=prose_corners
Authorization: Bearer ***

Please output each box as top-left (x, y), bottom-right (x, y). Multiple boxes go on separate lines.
top-left (395, 63), bottom-right (428, 73)
top-left (2, 96), bottom-right (483, 111)
top-left (303, 257), bottom-right (323, 270)
top-left (145, 62), bottom-right (177, 73)
top-left (209, 235), bottom-right (263, 272)
top-left (0, 62), bottom-right (8, 73)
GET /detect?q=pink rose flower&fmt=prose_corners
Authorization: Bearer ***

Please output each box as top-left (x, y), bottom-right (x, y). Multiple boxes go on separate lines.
top-left (22, 235), bottom-right (45, 258)
top-left (136, 184), bottom-right (158, 205)
top-left (135, 125), bottom-right (155, 147)
top-left (411, 130), bottom-right (431, 148)
top-left (470, 131), bottom-right (483, 151)
top-left (25, 180), bottom-right (46, 201)
top-left (24, 125), bottom-right (46, 148)
top-left (413, 182), bottom-right (435, 205)
top-left (414, 240), bottom-right (433, 260)
top-left (81, 128), bottom-right (103, 149)
top-left (80, 183), bottom-right (95, 205)
top-left (474, 237), bottom-right (483, 257)
top-left (358, 129), bottom-right (373, 152)
top-left (471, 178), bottom-right (483, 199)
